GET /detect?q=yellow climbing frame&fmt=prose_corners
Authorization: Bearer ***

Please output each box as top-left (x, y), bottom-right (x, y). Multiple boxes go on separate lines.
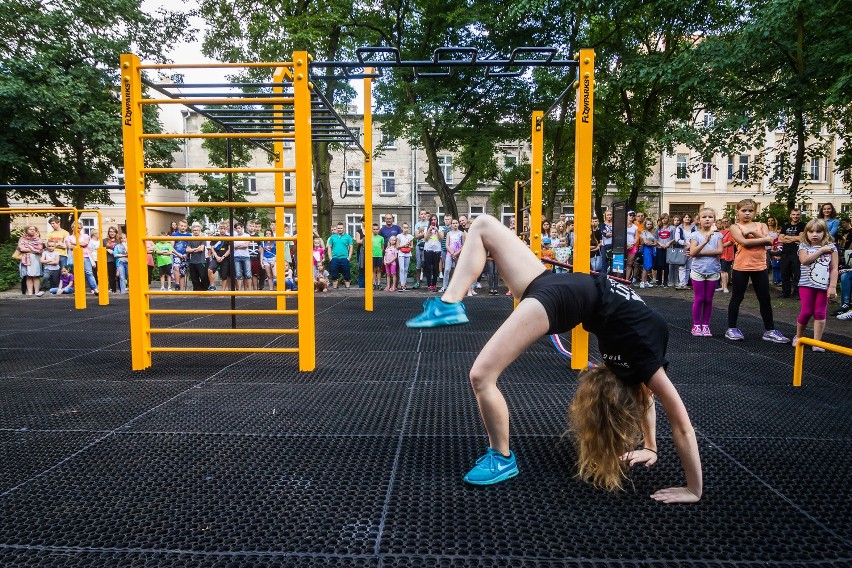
top-left (120, 52), bottom-right (315, 372)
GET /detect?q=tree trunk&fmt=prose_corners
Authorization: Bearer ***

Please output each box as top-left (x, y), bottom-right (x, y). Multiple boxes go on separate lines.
top-left (313, 142), bottom-right (334, 237)
top-left (420, 130), bottom-right (458, 219)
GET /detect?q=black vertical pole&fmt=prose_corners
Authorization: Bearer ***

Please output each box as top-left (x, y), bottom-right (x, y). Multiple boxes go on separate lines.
top-left (228, 139), bottom-right (236, 329)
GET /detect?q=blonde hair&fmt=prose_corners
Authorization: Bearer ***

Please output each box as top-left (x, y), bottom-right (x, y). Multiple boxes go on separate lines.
top-left (735, 199), bottom-right (757, 221)
top-left (567, 366), bottom-right (649, 492)
top-left (697, 207), bottom-right (716, 221)
top-left (800, 218), bottom-right (830, 246)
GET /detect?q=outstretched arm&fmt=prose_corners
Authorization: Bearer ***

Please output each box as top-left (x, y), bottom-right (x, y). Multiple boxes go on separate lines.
top-left (646, 367), bottom-right (702, 503)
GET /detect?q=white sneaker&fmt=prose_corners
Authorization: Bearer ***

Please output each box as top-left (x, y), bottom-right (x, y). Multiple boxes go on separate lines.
top-left (36, 291), bottom-right (45, 297)
top-left (438, 287), bottom-right (446, 293)
top-left (475, 282), bottom-right (482, 289)
top-left (640, 282), bottom-right (646, 289)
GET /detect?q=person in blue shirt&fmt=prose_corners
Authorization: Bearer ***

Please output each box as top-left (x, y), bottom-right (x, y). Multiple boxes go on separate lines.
top-left (325, 222), bottom-right (354, 289)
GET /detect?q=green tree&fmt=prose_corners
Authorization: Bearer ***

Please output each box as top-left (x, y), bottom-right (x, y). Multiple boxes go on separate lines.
top-left (678, 0), bottom-right (852, 209)
top-left (199, 0), bottom-right (371, 236)
top-left (0, 0), bottom-right (191, 242)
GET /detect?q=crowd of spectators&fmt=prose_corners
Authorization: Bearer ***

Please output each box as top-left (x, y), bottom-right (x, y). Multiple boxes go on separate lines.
top-left (11, 205), bottom-right (852, 334)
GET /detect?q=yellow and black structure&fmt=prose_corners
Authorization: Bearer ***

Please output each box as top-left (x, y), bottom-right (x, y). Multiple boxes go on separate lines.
top-left (120, 52), bottom-right (365, 372)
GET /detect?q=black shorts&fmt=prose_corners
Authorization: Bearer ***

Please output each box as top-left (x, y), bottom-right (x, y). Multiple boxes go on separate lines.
top-left (157, 264), bottom-right (172, 277)
top-left (521, 271), bottom-right (598, 335)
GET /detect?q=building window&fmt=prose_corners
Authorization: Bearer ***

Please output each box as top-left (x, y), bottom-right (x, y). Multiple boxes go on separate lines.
top-left (504, 155), bottom-right (517, 170)
top-left (435, 206), bottom-right (445, 218)
top-left (381, 133), bottom-right (396, 149)
top-left (676, 154), bottom-right (689, 180)
top-left (381, 171), bottom-right (396, 195)
top-left (347, 127), bottom-right (361, 147)
top-left (810, 158), bottom-right (821, 181)
top-left (562, 206), bottom-right (574, 218)
top-left (739, 155), bottom-right (749, 180)
top-left (112, 167), bottom-right (125, 182)
top-left (773, 155), bottom-right (786, 181)
top-left (703, 112), bottom-right (714, 129)
top-left (701, 157), bottom-right (714, 180)
top-left (469, 205), bottom-right (484, 219)
top-left (501, 206), bottom-right (515, 227)
top-left (284, 172), bottom-right (293, 194)
top-left (670, 203), bottom-right (704, 220)
top-left (728, 155), bottom-right (749, 181)
top-left (346, 169), bottom-right (362, 194)
top-left (80, 218), bottom-right (95, 235)
top-left (282, 214), bottom-right (294, 235)
top-left (345, 214), bottom-right (361, 237)
top-left (438, 155), bottom-right (453, 183)
top-left (244, 174), bottom-right (257, 195)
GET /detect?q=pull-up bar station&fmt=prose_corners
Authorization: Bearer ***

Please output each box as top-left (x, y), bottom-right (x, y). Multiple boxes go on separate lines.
top-left (119, 46), bottom-right (594, 372)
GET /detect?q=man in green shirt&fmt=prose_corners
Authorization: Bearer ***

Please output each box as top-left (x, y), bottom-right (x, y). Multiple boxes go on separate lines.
top-left (325, 222), bottom-right (354, 289)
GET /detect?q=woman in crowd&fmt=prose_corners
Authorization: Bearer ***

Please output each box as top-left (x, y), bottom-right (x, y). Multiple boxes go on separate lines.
top-left (654, 213), bottom-right (674, 288)
top-left (103, 225), bottom-right (121, 292)
top-left (17, 225), bottom-right (44, 295)
top-left (766, 215), bottom-right (782, 285)
top-left (816, 202), bottom-right (839, 239)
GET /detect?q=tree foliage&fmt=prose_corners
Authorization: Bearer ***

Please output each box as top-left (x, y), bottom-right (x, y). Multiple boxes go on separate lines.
top-left (0, 0), bottom-right (191, 241)
top-left (676, 0), bottom-right (852, 209)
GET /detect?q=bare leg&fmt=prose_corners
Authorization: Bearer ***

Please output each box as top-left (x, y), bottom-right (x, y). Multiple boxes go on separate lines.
top-left (469, 298), bottom-right (551, 454)
top-left (813, 318), bottom-right (825, 342)
top-left (442, 215), bottom-right (545, 304)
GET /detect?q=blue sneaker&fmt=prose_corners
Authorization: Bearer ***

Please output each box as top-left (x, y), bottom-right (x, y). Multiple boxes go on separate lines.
top-left (405, 297), bottom-right (469, 328)
top-left (463, 448), bottom-right (518, 485)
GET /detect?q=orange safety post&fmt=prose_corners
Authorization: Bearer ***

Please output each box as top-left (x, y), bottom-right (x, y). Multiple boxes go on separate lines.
top-left (530, 112), bottom-right (543, 261)
top-left (293, 51), bottom-right (315, 371)
top-left (570, 49), bottom-right (595, 370)
top-left (121, 53), bottom-right (152, 370)
top-left (363, 68), bottom-right (374, 312)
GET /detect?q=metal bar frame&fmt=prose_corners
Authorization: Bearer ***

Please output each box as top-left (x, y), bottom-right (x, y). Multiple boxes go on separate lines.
top-left (793, 337), bottom-right (852, 386)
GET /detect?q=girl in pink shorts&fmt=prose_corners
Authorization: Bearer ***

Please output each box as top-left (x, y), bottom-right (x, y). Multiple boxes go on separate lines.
top-left (384, 236), bottom-right (399, 291)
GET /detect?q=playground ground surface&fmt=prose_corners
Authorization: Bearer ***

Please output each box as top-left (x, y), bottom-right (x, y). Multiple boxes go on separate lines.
top-left (0, 287), bottom-right (850, 567)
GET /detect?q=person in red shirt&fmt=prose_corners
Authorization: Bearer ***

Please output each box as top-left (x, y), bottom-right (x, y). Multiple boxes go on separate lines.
top-left (718, 218), bottom-right (735, 294)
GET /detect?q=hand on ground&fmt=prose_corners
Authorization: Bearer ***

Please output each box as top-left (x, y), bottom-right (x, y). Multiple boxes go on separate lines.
top-left (619, 448), bottom-right (657, 467)
top-left (650, 486), bottom-right (701, 504)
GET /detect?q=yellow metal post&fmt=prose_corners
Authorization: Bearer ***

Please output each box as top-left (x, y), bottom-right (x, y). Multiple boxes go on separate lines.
top-left (120, 53), bottom-right (152, 369)
top-left (273, 66), bottom-right (288, 312)
top-left (95, 212), bottom-right (109, 306)
top-left (293, 52), bottom-right (315, 371)
top-left (530, 112), bottom-right (544, 261)
top-left (570, 49), bottom-right (595, 370)
top-left (72, 210), bottom-right (86, 310)
top-left (364, 70), bottom-right (374, 311)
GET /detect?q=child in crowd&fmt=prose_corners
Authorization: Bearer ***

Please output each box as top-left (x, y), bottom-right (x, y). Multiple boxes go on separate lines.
top-left (262, 229), bottom-right (277, 290)
top-left (688, 208), bottom-right (724, 336)
top-left (40, 239), bottom-right (61, 297)
top-left (443, 219), bottom-right (465, 293)
top-left (50, 267), bottom-right (74, 295)
top-left (312, 237), bottom-right (325, 268)
top-left (793, 219), bottom-right (839, 350)
top-left (314, 261), bottom-right (329, 293)
top-left (396, 224), bottom-right (414, 291)
top-left (384, 236), bottom-right (399, 291)
top-left (371, 224), bottom-right (384, 290)
top-left (153, 234), bottom-right (176, 291)
top-left (639, 219), bottom-right (657, 288)
top-left (113, 234), bottom-right (129, 293)
top-left (725, 199), bottom-right (789, 343)
top-left (284, 261), bottom-right (297, 291)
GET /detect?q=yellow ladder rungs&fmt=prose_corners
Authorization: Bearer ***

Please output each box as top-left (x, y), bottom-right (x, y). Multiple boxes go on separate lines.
top-left (141, 133), bottom-right (294, 140)
top-left (149, 328), bottom-right (297, 335)
top-left (147, 309), bottom-right (297, 316)
top-left (141, 167), bottom-right (295, 174)
top-left (141, 201), bottom-right (297, 209)
top-left (141, 97), bottom-right (294, 105)
top-left (146, 290), bottom-right (296, 297)
top-left (148, 347), bottom-right (299, 354)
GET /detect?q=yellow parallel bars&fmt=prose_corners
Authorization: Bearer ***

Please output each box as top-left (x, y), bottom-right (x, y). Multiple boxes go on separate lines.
top-left (570, 49), bottom-right (595, 369)
top-left (0, 207), bottom-right (108, 309)
top-left (293, 51), bottom-right (316, 371)
top-left (793, 337), bottom-right (852, 386)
